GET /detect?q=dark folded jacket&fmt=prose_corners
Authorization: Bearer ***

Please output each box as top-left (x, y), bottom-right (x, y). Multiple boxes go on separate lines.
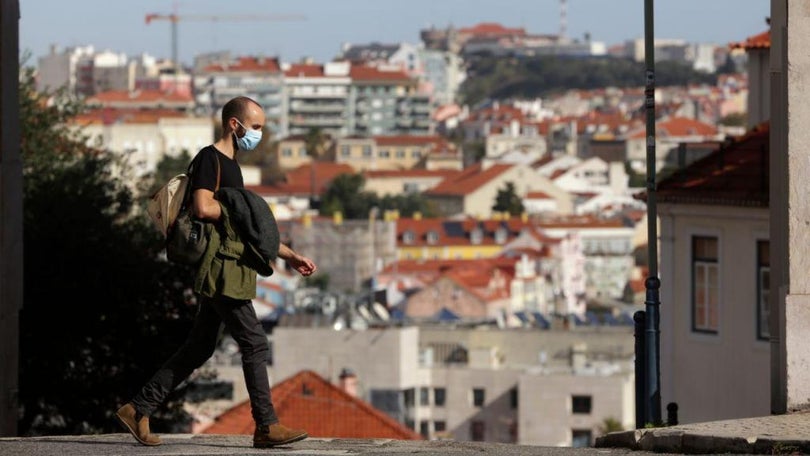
top-left (215, 188), bottom-right (280, 264)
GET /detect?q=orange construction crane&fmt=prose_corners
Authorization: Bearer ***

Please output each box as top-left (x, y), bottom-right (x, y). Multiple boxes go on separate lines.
top-left (144, 13), bottom-right (307, 70)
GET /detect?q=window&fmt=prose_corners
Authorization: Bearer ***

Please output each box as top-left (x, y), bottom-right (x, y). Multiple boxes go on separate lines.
top-left (571, 429), bottom-right (592, 448)
top-left (402, 231), bottom-right (415, 244)
top-left (403, 388), bottom-right (415, 407)
top-left (396, 149), bottom-right (406, 158)
top-left (692, 236), bottom-right (719, 333)
top-left (472, 388), bottom-right (485, 407)
top-left (362, 145), bottom-right (373, 158)
top-left (419, 387), bottom-right (430, 406)
top-left (509, 387), bottom-right (518, 409)
top-left (571, 395), bottom-right (592, 414)
top-left (426, 231), bottom-right (439, 245)
top-left (419, 420), bottom-right (429, 438)
top-left (379, 149), bottom-right (391, 158)
top-left (281, 147), bottom-right (292, 157)
top-left (470, 228), bottom-right (483, 245)
top-left (434, 387), bottom-right (446, 407)
top-left (495, 227), bottom-right (508, 244)
top-left (757, 240), bottom-right (770, 341)
top-left (340, 145), bottom-right (350, 157)
top-left (434, 420), bottom-right (447, 432)
top-left (471, 420), bottom-right (485, 441)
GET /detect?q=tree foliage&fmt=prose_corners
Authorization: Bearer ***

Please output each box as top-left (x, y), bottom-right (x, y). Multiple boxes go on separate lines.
top-left (459, 55), bottom-right (717, 105)
top-left (18, 67), bottom-right (198, 436)
top-left (492, 181), bottom-right (524, 216)
top-left (319, 173), bottom-right (436, 219)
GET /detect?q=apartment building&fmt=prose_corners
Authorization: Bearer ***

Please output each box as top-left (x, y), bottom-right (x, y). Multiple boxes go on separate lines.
top-left (193, 56), bottom-right (285, 133)
top-left (351, 65), bottom-right (432, 136)
top-left (37, 46), bottom-right (183, 98)
top-left (624, 116), bottom-right (723, 173)
top-left (335, 135), bottom-right (461, 171)
top-left (286, 215), bottom-right (398, 293)
top-left (70, 108), bottom-right (213, 178)
top-left (270, 325), bottom-right (635, 446)
top-left (539, 216), bottom-right (637, 302)
top-left (283, 61), bottom-right (352, 137)
top-left (424, 162), bottom-right (573, 218)
top-left (362, 169), bottom-right (460, 197)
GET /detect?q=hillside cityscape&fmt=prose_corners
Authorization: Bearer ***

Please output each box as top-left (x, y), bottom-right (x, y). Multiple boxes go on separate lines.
top-left (22, 13), bottom-right (772, 449)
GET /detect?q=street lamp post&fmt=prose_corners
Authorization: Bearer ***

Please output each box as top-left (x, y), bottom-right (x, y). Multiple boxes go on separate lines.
top-left (643, 0), bottom-right (662, 426)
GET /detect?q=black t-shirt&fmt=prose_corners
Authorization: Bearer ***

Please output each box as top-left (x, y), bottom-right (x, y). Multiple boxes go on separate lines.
top-left (190, 145), bottom-right (244, 192)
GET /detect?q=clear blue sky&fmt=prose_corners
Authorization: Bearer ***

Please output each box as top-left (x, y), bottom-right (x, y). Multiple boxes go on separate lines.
top-left (20, 0), bottom-right (769, 65)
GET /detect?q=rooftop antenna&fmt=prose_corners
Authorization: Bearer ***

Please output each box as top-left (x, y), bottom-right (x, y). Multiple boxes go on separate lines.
top-left (559, 0), bottom-right (567, 40)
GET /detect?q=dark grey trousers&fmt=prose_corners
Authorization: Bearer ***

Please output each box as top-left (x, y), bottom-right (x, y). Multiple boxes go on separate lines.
top-left (131, 295), bottom-right (278, 427)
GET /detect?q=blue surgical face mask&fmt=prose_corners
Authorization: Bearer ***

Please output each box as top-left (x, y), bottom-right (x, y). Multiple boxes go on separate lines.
top-left (234, 119), bottom-right (262, 151)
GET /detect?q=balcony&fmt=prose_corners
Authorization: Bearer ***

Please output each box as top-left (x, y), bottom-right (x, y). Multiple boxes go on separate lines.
top-left (289, 115), bottom-right (345, 127)
top-left (289, 101), bottom-right (346, 113)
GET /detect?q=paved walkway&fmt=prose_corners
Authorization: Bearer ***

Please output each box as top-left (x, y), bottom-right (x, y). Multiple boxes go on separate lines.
top-left (4, 412), bottom-right (810, 455)
top-left (595, 410), bottom-right (810, 454)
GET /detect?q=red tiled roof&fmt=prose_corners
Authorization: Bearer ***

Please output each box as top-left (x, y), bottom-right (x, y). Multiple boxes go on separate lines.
top-left (248, 163), bottom-right (355, 196)
top-left (373, 135), bottom-right (443, 146)
top-left (525, 191), bottom-right (553, 199)
top-left (646, 121), bottom-right (770, 207)
top-left (202, 370), bottom-right (422, 439)
top-left (87, 89), bottom-right (193, 104)
top-left (536, 214), bottom-right (626, 229)
top-left (628, 116), bottom-right (718, 139)
top-left (729, 30), bottom-right (770, 50)
top-left (363, 169), bottom-right (460, 179)
top-left (459, 22), bottom-right (526, 37)
top-left (395, 216), bottom-right (532, 247)
top-left (203, 56), bottom-right (281, 73)
top-left (284, 64), bottom-right (326, 78)
top-left (71, 107), bottom-right (191, 125)
top-left (426, 163), bottom-right (513, 196)
top-left (350, 66), bottom-right (411, 82)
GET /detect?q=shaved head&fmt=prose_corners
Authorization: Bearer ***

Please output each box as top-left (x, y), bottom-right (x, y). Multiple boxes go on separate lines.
top-left (221, 96), bottom-right (262, 131)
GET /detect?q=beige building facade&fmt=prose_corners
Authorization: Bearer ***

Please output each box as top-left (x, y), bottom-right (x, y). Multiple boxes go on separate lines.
top-left (271, 326), bottom-right (635, 446)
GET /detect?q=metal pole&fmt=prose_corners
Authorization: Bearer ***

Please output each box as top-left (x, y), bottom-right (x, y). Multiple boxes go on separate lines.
top-left (633, 311), bottom-right (646, 429)
top-left (0, 0), bottom-right (22, 437)
top-left (643, 0), bottom-right (662, 425)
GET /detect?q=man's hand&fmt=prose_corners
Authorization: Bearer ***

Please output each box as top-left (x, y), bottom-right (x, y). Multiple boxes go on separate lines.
top-left (278, 243), bottom-right (317, 277)
top-left (286, 252), bottom-right (317, 277)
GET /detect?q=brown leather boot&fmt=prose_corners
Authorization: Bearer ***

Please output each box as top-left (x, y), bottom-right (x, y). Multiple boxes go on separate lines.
top-left (253, 423), bottom-right (308, 448)
top-left (115, 403), bottom-right (162, 446)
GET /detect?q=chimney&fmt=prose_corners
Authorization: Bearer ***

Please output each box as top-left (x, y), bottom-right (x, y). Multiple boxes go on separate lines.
top-left (338, 368), bottom-right (358, 397)
top-left (570, 342), bottom-right (587, 371)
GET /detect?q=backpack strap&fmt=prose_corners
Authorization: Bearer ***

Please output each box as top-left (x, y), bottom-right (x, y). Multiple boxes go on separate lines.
top-left (183, 150), bottom-right (222, 210)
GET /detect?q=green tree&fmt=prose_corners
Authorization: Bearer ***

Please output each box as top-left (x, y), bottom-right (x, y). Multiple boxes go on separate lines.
top-left (718, 112), bottom-right (747, 127)
top-left (304, 127), bottom-right (328, 161)
top-left (378, 192), bottom-right (437, 218)
top-left (18, 66), bottom-right (197, 436)
top-left (459, 55), bottom-right (717, 105)
top-left (319, 173), bottom-right (377, 219)
top-left (492, 181), bottom-right (524, 215)
top-left (146, 149), bottom-right (193, 197)
top-left (598, 417), bottom-right (624, 435)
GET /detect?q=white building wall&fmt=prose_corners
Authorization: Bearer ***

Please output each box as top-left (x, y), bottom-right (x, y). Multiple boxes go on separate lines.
top-left (272, 326), bottom-right (635, 443)
top-left (518, 371), bottom-right (634, 446)
top-left (658, 203), bottom-right (770, 424)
